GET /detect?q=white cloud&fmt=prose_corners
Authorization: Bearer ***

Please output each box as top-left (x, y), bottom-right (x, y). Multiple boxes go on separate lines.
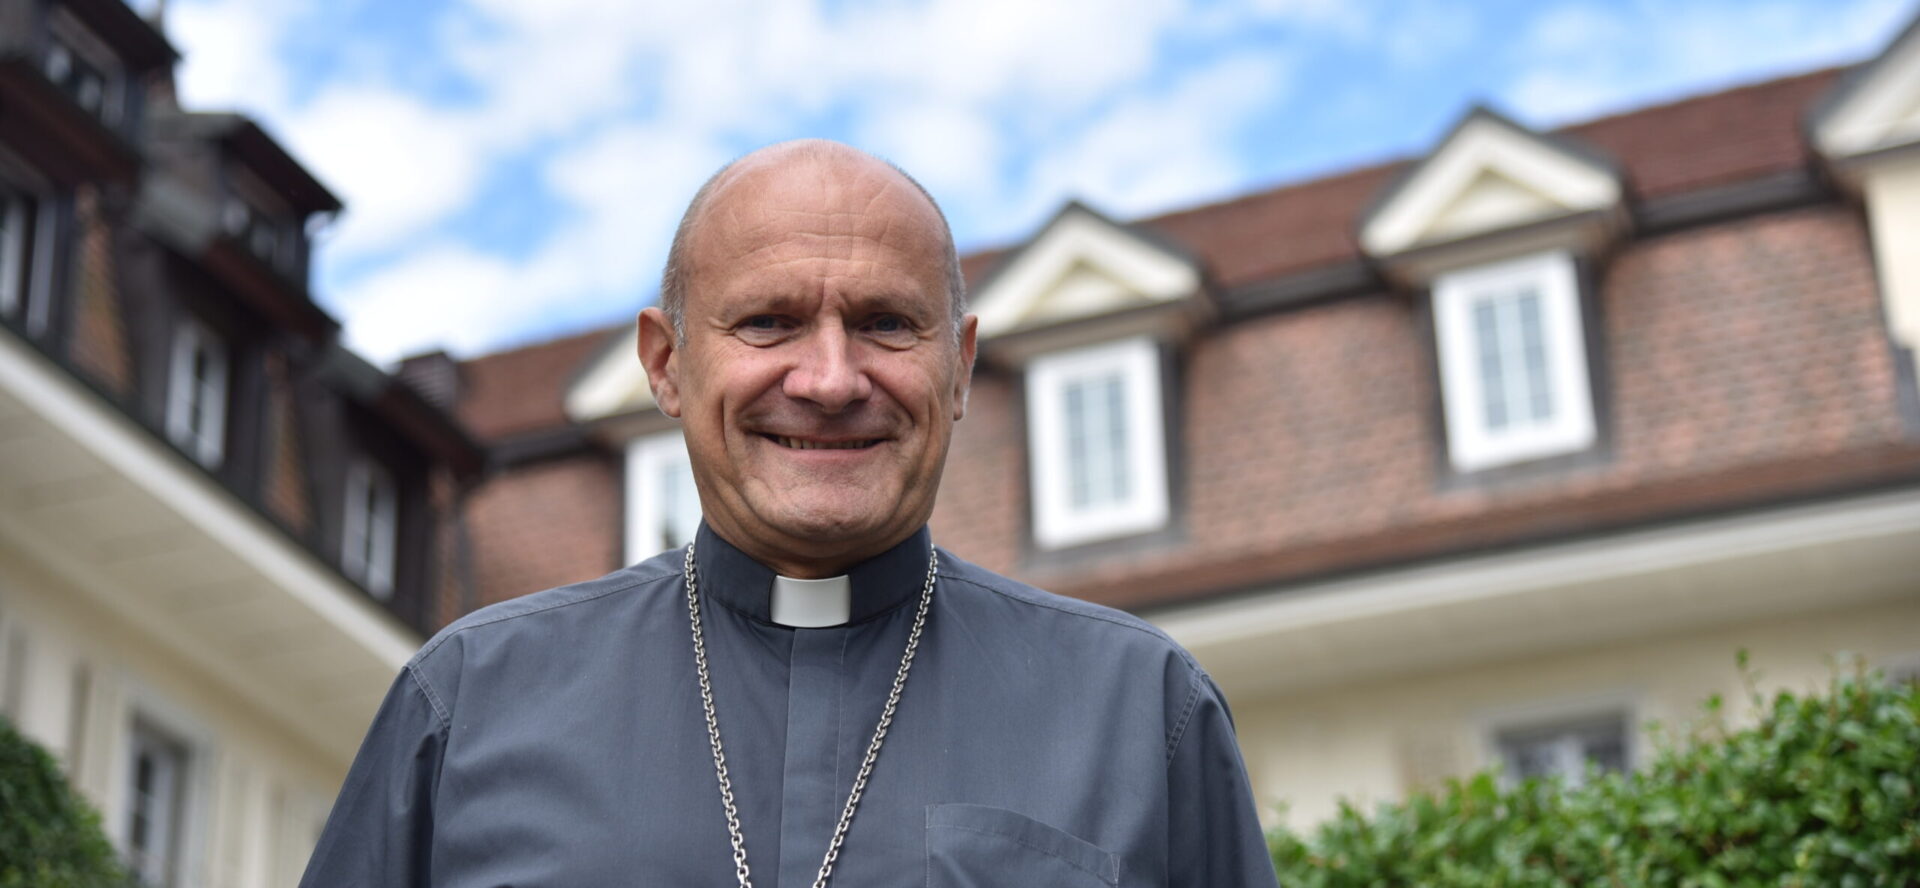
top-left (167, 0), bottom-right (308, 119)
top-left (1504, 0), bottom-right (1914, 123)
top-left (856, 104), bottom-right (1005, 207)
top-left (279, 87), bottom-right (487, 257)
top-left (331, 244), bottom-right (526, 362)
top-left (1380, 0), bottom-right (1479, 69)
top-left (1018, 51), bottom-right (1294, 225)
top-left (318, 0), bottom-right (1201, 359)
top-left (335, 124), bottom-right (731, 364)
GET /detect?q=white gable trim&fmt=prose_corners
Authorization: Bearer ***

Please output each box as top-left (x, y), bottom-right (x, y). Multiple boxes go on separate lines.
top-left (564, 327), bottom-right (657, 423)
top-left (973, 206), bottom-right (1200, 340)
top-left (1362, 112), bottom-right (1621, 258)
top-left (1813, 20), bottom-right (1920, 158)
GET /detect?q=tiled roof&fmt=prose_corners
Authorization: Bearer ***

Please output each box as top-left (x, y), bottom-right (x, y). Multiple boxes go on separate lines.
top-left (454, 66), bottom-right (1846, 437)
top-left (455, 326), bottom-right (618, 441)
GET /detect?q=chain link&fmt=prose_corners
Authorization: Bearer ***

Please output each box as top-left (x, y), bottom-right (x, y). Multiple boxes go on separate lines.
top-left (684, 541), bottom-right (938, 888)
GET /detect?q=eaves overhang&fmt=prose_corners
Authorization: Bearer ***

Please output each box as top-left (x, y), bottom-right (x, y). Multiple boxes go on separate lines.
top-left (0, 327), bottom-right (418, 762)
top-left (148, 111), bottom-right (342, 216)
top-left (1152, 488), bottom-right (1920, 703)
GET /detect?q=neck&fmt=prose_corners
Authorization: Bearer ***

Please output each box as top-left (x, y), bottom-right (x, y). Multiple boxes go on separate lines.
top-left (693, 522), bottom-right (932, 627)
top-left (707, 515), bottom-right (923, 579)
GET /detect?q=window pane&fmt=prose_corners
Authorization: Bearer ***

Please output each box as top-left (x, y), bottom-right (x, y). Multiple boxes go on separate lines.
top-left (1104, 376), bottom-right (1130, 504)
top-left (0, 193), bottom-right (25, 315)
top-left (1516, 289), bottom-right (1555, 424)
top-left (657, 457), bottom-right (701, 552)
top-left (126, 723), bottom-right (187, 888)
top-left (1473, 300), bottom-right (1507, 431)
top-left (1062, 373), bottom-right (1131, 512)
top-left (1472, 285), bottom-right (1563, 438)
top-left (1497, 713), bottom-right (1627, 787)
top-left (1065, 383), bottom-right (1090, 509)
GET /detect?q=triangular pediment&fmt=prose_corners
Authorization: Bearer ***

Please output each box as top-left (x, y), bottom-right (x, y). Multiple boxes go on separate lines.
top-left (1812, 15), bottom-right (1920, 158)
top-left (565, 327), bottom-right (655, 423)
top-left (1360, 108), bottom-right (1622, 257)
top-left (972, 202), bottom-right (1202, 339)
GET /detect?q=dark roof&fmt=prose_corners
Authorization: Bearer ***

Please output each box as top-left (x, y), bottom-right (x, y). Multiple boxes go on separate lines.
top-left (62, 0), bottom-right (177, 70)
top-left (455, 326), bottom-right (624, 442)
top-left (150, 112), bottom-right (344, 215)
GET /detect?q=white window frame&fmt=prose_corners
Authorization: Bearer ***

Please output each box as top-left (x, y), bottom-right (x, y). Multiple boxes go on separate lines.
top-left (625, 430), bottom-right (701, 563)
top-left (124, 719), bottom-right (188, 887)
top-left (1479, 694), bottom-right (1637, 790)
top-left (1433, 249), bottom-right (1596, 472)
top-left (341, 458), bottom-right (398, 599)
top-left (115, 683), bottom-right (214, 888)
top-left (1025, 336), bottom-right (1170, 549)
top-left (164, 318), bottom-right (228, 468)
top-left (0, 189), bottom-right (30, 318)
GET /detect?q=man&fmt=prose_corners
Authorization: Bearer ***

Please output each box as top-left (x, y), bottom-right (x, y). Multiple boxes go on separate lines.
top-left (300, 140), bottom-right (1278, 887)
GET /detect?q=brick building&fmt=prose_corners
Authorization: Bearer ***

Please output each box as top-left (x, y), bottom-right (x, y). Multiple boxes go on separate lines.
top-left (0, 0), bottom-right (478, 884)
top-left (427, 18), bottom-right (1920, 830)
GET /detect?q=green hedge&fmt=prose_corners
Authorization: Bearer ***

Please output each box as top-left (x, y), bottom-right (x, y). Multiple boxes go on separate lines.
top-left (0, 716), bottom-right (128, 888)
top-left (1268, 657), bottom-right (1920, 886)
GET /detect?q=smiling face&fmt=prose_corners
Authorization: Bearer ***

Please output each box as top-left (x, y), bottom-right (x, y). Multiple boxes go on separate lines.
top-left (638, 144), bottom-right (977, 577)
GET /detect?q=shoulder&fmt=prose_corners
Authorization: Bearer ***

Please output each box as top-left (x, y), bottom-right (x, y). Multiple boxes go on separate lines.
top-left (934, 547), bottom-right (1203, 675)
top-left (407, 549), bottom-right (684, 678)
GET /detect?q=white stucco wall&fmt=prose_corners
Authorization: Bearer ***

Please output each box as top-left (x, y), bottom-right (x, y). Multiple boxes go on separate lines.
top-left (0, 543), bottom-right (348, 888)
top-left (1865, 155), bottom-right (1920, 380)
top-left (1226, 596), bottom-right (1920, 832)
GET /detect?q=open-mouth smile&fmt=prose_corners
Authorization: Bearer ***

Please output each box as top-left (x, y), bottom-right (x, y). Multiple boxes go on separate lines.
top-left (761, 434), bottom-right (884, 451)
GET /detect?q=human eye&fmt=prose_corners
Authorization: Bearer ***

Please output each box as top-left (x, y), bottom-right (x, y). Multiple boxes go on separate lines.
top-left (735, 314), bottom-right (796, 343)
top-left (861, 313), bottom-right (918, 343)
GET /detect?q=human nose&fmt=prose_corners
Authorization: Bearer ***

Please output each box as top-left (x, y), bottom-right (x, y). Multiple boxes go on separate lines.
top-left (782, 324), bottom-right (872, 412)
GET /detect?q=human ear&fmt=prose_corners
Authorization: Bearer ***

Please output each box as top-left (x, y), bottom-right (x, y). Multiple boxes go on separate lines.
top-left (637, 307), bottom-right (683, 418)
top-left (951, 314), bottom-right (979, 421)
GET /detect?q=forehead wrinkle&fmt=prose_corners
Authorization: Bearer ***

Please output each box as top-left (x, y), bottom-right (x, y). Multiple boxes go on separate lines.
top-left (728, 230), bottom-right (894, 265)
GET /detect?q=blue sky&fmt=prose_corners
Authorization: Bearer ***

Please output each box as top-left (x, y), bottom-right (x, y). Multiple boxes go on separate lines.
top-left (150, 0), bottom-right (1918, 364)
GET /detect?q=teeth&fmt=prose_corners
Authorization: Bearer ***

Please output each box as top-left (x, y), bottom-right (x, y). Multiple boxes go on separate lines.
top-left (774, 436), bottom-right (875, 450)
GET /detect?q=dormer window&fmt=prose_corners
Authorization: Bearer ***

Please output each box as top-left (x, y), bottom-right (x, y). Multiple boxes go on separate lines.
top-left (43, 12), bottom-right (123, 128)
top-left (221, 197), bottom-right (293, 272)
top-left (1432, 251), bottom-right (1596, 472)
top-left (341, 458), bottom-right (398, 599)
top-left (1025, 336), bottom-right (1170, 549)
top-left (165, 317), bottom-right (229, 468)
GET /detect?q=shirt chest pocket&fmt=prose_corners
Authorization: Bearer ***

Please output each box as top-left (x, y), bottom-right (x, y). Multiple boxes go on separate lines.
top-left (924, 804), bottom-right (1120, 888)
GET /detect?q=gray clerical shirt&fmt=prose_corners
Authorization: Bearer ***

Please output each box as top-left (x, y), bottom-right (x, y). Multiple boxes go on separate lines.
top-left (299, 523), bottom-right (1280, 887)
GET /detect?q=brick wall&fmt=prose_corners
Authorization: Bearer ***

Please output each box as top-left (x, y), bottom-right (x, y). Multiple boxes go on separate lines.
top-left (261, 353), bottom-right (312, 535)
top-left (66, 186), bottom-right (132, 397)
top-left (463, 451), bottom-right (623, 609)
top-left (930, 371), bottom-right (1026, 570)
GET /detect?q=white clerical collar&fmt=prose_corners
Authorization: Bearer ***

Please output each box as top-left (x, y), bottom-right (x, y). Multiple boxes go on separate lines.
top-left (770, 574), bottom-right (852, 628)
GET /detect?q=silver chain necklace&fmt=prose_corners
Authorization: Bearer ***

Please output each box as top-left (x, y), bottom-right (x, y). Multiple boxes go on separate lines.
top-left (683, 541), bottom-right (938, 888)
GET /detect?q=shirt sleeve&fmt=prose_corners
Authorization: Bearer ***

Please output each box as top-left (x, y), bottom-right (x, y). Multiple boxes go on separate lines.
top-left (298, 664), bottom-right (447, 888)
top-left (1166, 671), bottom-right (1281, 888)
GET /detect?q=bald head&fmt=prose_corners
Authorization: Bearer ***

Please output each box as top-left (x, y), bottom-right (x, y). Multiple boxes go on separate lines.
top-left (659, 140), bottom-right (966, 345)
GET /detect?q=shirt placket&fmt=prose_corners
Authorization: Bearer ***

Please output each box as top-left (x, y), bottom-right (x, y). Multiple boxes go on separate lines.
top-left (774, 626), bottom-right (847, 887)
